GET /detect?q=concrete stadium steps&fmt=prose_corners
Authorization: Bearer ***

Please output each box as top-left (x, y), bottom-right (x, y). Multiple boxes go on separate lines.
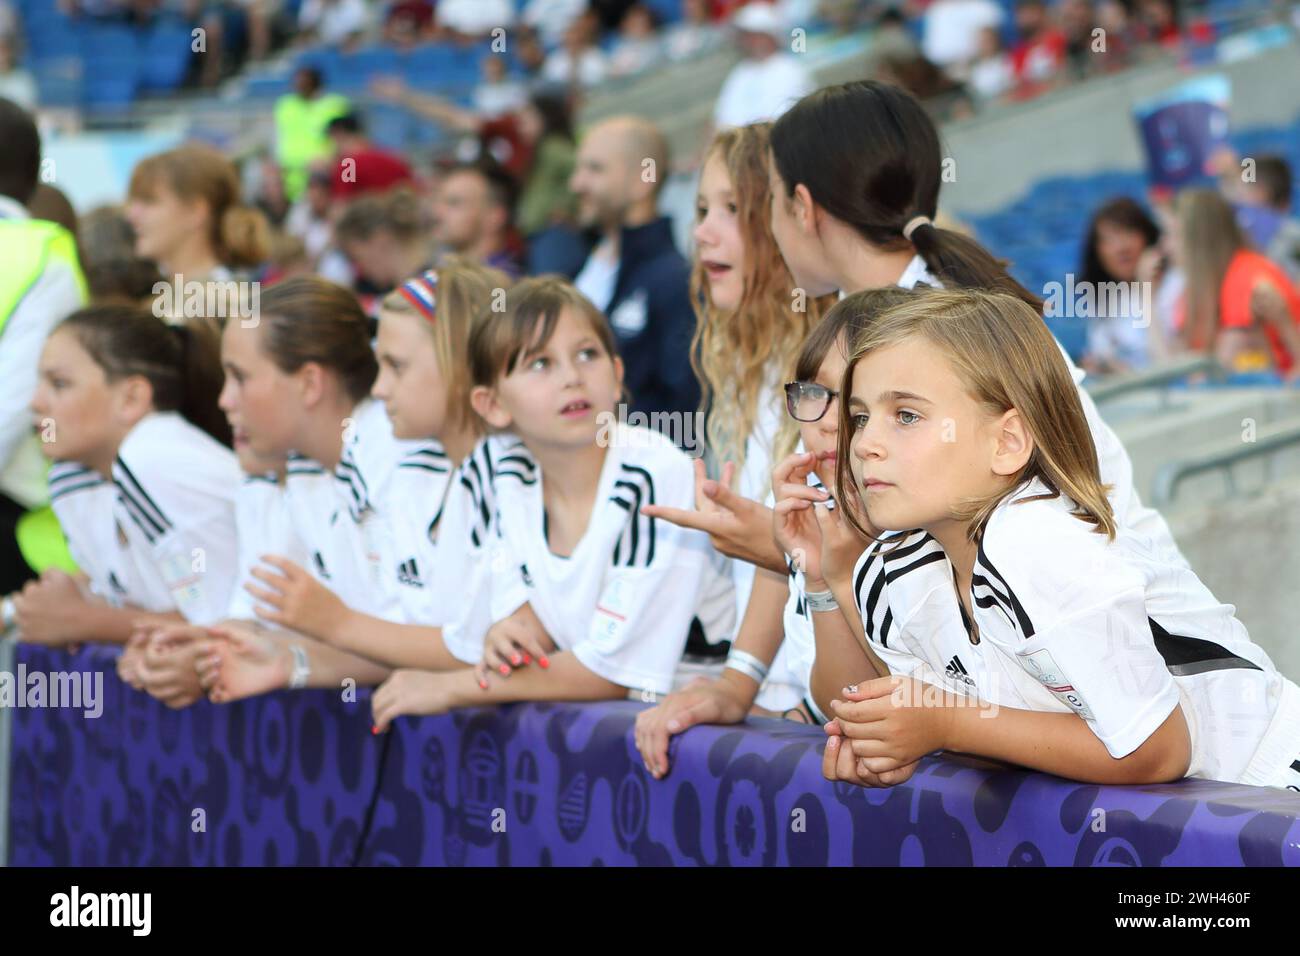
top-left (1169, 476), bottom-right (1300, 682)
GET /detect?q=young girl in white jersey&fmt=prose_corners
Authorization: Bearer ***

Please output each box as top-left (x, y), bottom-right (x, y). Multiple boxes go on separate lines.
top-left (369, 277), bottom-right (733, 731)
top-left (634, 290), bottom-right (914, 778)
top-left (192, 263), bottom-right (512, 703)
top-left (809, 289), bottom-right (1300, 789)
top-left (14, 306), bottom-right (240, 648)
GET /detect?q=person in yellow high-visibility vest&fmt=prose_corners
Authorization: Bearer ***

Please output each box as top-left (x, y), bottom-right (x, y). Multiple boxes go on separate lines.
top-left (274, 67), bottom-right (351, 202)
top-left (0, 97), bottom-right (87, 605)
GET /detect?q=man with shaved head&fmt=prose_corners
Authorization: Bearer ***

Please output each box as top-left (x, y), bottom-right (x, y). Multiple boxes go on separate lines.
top-left (569, 115), bottom-right (700, 437)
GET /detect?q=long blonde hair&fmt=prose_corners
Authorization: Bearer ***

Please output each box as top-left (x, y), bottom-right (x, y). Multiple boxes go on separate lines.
top-left (1176, 188), bottom-right (1247, 352)
top-left (380, 257), bottom-right (511, 437)
top-left (834, 289), bottom-right (1116, 542)
top-left (689, 123), bottom-right (832, 481)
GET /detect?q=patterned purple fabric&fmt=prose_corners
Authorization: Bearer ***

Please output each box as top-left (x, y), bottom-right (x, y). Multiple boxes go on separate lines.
top-left (8, 645), bottom-right (1300, 865)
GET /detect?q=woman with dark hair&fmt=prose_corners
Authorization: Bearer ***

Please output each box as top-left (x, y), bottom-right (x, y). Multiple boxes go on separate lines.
top-left (13, 306), bottom-right (239, 653)
top-left (1078, 196), bottom-right (1162, 375)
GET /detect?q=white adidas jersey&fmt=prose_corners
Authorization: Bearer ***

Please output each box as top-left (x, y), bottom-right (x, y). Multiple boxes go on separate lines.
top-left (50, 412), bottom-right (241, 624)
top-left (854, 478), bottom-right (1300, 787)
top-left (226, 472), bottom-right (305, 622)
top-left (279, 400), bottom-right (417, 621)
top-left (487, 424), bottom-right (736, 696)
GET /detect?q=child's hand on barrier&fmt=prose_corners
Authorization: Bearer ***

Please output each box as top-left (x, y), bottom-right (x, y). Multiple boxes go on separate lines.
top-left (828, 676), bottom-right (956, 775)
top-left (116, 630), bottom-right (150, 690)
top-left (634, 675), bottom-right (750, 779)
top-left (197, 623), bottom-right (292, 704)
top-left (822, 719), bottom-right (921, 789)
top-left (474, 603), bottom-right (555, 689)
top-left (135, 625), bottom-right (210, 709)
top-left (244, 555), bottom-right (349, 641)
top-left (11, 568), bottom-right (90, 646)
top-left (372, 669), bottom-right (457, 732)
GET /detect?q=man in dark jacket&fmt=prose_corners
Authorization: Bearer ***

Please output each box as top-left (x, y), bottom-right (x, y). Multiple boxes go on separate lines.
top-left (569, 116), bottom-right (701, 438)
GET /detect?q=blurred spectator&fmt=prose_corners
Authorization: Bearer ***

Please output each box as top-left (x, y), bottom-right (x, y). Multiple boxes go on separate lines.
top-left (522, 0), bottom-right (587, 48)
top-left (921, 0), bottom-right (1004, 77)
top-left (513, 24), bottom-right (548, 80)
top-left (251, 155), bottom-right (292, 227)
top-left (262, 229), bottom-right (312, 282)
top-left (1078, 196), bottom-right (1161, 375)
top-left (0, 34), bottom-right (35, 110)
top-left (542, 10), bottom-right (609, 88)
top-left (968, 25), bottom-right (1013, 101)
top-left (296, 0), bottom-right (371, 48)
top-left (664, 0), bottom-right (725, 62)
top-left (333, 188), bottom-right (435, 305)
top-left (1171, 188), bottom-right (1300, 379)
top-left (0, 1), bottom-right (15, 39)
top-left (569, 116), bottom-right (701, 427)
top-left (0, 98), bottom-right (85, 594)
top-left (383, 0), bottom-right (435, 47)
top-left (26, 184), bottom-right (78, 238)
top-left (1136, 0), bottom-right (1181, 48)
top-left (77, 205), bottom-right (162, 305)
top-left (589, 0), bottom-right (638, 32)
top-left (713, 3), bottom-right (814, 129)
top-left (1059, 0), bottom-right (1098, 78)
top-left (608, 4), bottom-right (662, 79)
top-left (1239, 155), bottom-right (1300, 284)
top-left (1009, 0), bottom-right (1067, 98)
top-left (199, 0), bottom-right (281, 87)
top-left (326, 112), bottom-right (416, 200)
top-left (372, 79), bottom-right (577, 236)
top-left (474, 54), bottom-right (529, 118)
top-left (1094, 0), bottom-right (1138, 69)
top-left (284, 163), bottom-right (336, 265)
top-left (274, 67), bottom-right (352, 201)
top-left (436, 0), bottom-right (515, 38)
top-left (125, 143), bottom-right (271, 282)
top-left (431, 161), bottom-right (524, 278)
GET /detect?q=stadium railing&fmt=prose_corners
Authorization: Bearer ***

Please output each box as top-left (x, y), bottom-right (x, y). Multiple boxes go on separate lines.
top-left (1085, 355), bottom-right (1224, 407)
top-left (1151, 419), bottom-right (1300, 508)
top-left (6, 643), bottom-right (1299, 866)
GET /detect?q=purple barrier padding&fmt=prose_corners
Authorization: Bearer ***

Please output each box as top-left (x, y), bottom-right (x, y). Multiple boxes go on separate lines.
top-left (8, 644), bottom-right (380, 865)
top-left (9, 646), bottom-right (1300, 865)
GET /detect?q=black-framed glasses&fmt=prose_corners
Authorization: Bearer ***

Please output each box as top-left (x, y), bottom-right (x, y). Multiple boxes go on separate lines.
top-left (784, 381), bottom-right (839, 422)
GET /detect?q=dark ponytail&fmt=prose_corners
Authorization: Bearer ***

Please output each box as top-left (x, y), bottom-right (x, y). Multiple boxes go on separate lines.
top-left (58, 307), bottom-right (232, 448)
top-left (770, 80), bottom-right (1043, 313)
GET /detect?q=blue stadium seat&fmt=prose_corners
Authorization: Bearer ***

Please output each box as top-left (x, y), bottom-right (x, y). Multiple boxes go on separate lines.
top-left (139, 18), bottom-right (196, 92)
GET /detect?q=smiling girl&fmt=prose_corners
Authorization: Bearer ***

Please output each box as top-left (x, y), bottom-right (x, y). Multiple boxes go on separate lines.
top-left (370, 276), bottom-right (734, 731)
top-left (15, 306), bottom-right (240, 647)
top-left (817, 289), bottom-right (1300, 789)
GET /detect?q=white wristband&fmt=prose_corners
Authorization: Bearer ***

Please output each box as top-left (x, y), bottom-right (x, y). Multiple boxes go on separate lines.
top-left (725, 648), bottom-right (769, 684)
top-left (804, 589), bottom-right (839, 612)
top-left (288, 644), bottom-right (310, 689)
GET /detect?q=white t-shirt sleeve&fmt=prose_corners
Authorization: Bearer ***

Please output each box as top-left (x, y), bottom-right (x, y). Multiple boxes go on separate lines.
top-left (570, 452), bottom-right (707, 695)
top-left (985, 497), bottom-right (1181, 760)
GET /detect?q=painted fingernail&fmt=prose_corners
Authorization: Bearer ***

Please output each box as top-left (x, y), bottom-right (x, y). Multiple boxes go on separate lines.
top-left (371, 725), bottom-right (380, 735)
top-left (511, 654), bottom-right (522, 666)
top-left (499, 664), bottom-right (510, 675)
top-left (539, 656), bottom-right (550, 669)
top-left (478, 678), bottom-right (489, 690)
top-left (522, 654), bottom-right (532, 665)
